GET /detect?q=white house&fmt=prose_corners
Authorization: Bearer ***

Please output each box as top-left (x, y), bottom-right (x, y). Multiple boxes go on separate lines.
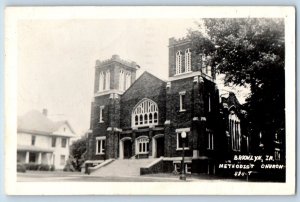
top-left (17, 109), bottom-right (76, 170)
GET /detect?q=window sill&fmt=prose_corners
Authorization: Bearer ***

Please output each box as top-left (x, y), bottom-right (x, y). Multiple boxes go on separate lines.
top-left (179, 109), bottom-right (186, 112)
top-left (232, 149), bottom-right (241, 152)
top-left (95, 153), bottom-right (105, 155)
top-left (176, 147), bottom-right (190, 151)
top-left (174, 71), bottom-right (193, 76)
top-left (132, 123), bottom-right (158, 128)
top-left (99, 121), bottom-right (104, 123)
top-left (136, 152), bottom-right (149, 155)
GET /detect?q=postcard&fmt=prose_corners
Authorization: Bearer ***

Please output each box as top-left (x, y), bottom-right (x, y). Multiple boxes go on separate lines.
top-left (4, 6), bottom-right (295, 195)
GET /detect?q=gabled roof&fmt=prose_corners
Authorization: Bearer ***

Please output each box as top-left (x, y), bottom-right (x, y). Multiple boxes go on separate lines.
top-left (18, 110), bottom-right (75, 137)
top-left (122, 71), bottom-right (166, 94)
top-left (121, 71), bottom-right (166, 101)
top-left (220, 92), bottom-right (243, 115)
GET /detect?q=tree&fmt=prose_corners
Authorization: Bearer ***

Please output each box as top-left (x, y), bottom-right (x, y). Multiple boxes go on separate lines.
top-left (190, 18), bottom-right (285, 154)
top-left (69, 136), bottom-right (87, 171)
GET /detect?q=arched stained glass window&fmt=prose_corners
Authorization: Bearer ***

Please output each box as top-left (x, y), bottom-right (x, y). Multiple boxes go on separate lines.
top-left (176, 51), bottom-right (182, 75)
top-left (99, 72), bottom-right (104, 92)
top-left (185, 48), bottom-right (191, 72)
top-left (132, 99), bottom-right (159, 127)
top-left (229, 112), bottom-right (241, 151)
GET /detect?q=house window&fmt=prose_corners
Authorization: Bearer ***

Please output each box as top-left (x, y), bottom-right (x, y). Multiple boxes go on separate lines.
top-left (105, 70), bottom-right (110, 90)
top-left (125, 72), bottom-right (131, 90)
top-left (207, 129), bottom-right (214, 150)
top-left (31, 135), bottom-right (36, 146)
top-left (229, 112), bottom-right (241, 151)
top-left (99, 71), bottom-right (104, 92)
top-left (29, 153), bottom-right (36, 163)
top-left (51, 137), bottom-right (56, 147)
top-left (96, 136), bottom-right (106, 155)
top-left (176, 128), bottom-right (190, 150)
top-left (60, 155), bottom-right (66, 165)
top-left (176, 51), bottom-right (182, 75)
top-left (119, 70), bottom-right (125, 90)
top-left (185, 48), bottom-right (191, 72)
top-left (99, 105), bottom-right (104, 123)
top-left (179, 91), bottom-right (186, 112)
top-left (136, 136), bottom-right (149, 154)
top-left (61, 138), bottom-right (67, 148)
top-left (132, 99), bottom-right (159, 127)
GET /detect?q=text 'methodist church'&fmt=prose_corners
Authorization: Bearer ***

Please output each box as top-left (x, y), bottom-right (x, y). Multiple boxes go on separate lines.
top-left (85, 36), bottom-right (248, 175)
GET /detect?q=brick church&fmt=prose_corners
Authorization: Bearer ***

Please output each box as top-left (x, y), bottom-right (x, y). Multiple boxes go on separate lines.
top-left (85, 36), bottom-right (248, 175)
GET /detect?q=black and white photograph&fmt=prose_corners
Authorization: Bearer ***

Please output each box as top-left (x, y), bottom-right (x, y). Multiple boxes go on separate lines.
top-left (4, 6), bottom-right (295, 195)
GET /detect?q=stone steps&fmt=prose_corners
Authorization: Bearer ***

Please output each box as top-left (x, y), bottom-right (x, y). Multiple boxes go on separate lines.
top-left (91, 159), bottom-right (155, 177)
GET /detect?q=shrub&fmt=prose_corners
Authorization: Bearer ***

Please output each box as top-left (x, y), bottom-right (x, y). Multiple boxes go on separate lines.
top-left (24, 163), bottom-right (39, 170)
top-left (24, 163), bottom-right (53, 171)
top-left (50, 165), bottom-right (55, 171)
top-left (17, 163), bottom-right (26, 173)
top-left (38, 164), bottom-right (50, 171)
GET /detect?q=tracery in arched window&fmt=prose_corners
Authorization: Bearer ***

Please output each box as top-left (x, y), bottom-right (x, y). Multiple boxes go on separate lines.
top-left (132, 99), bottom-right (159, 127)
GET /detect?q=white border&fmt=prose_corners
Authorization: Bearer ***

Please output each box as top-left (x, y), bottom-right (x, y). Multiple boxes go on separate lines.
top-left (4, 6), bottom-right (295, 195)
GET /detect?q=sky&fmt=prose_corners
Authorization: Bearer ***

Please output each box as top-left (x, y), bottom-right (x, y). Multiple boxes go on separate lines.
top-left (17, 19), bottom-right (249, 135)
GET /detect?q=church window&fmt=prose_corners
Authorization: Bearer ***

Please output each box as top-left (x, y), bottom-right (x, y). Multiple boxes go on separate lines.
top-left (208, 93), bottom-right (211, 112)
top-left (105, 70), bottom-right (110, 90)
top-left (179, 91), bottom-right (186, 112)
top-left (99, 106), bottom-right (104, 123)
top-left (154, 112), bottom-right (158, 123)
top-left (176, 51), bottom-right (182, 75)
top-left (125, 72), bottom-right (131, 90)
top-left (119, 70), bottom-right (125, 90)
top-left (136, 136), bottom-right (149, 154)
top-left (274, 148), bottom-right (281, 161)
top-left (96, 136), bottom-right (106, 155)
top-left (174, 162), bottom-right (191, 174)
top-left (207, 129), bottom-right (214, 150)
top-left (132, 99), bottom-right (158, 127)
top-left (185, 48), bottom-right (191, 72)
top-left (139, 114), bottom-right (143, 125)
top-left (149, 113), bottom-right (153, 124)
top-left (176, 129), bottom-right (190, 150)
top-left (229, 112), bottom-right (241, 151)
top-left (99, 71), bottom-right (104, 92)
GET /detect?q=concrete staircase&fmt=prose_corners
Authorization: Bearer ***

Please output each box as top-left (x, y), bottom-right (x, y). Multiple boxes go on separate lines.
top-left (91, 159), bottom-right (155, 177)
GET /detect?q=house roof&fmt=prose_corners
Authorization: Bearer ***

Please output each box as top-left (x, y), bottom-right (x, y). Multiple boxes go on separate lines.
top-left (17, 145), bottom-right (54, 153)
top-left (18, 110), bottom-right (75, 137)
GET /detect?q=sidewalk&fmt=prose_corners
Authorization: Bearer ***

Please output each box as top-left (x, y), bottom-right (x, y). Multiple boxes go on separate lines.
top-left (17, 171), bottom-right (244, 182)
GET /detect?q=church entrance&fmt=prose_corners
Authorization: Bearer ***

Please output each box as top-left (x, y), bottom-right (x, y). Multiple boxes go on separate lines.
top-left (156, 137), bottom-right (164, 157)
top-left (123, 140), bottom-right (132, 159)
top-left (152, 134), bottom-right (164, 158)
top-left (119, 137), bottom-right (132, 159)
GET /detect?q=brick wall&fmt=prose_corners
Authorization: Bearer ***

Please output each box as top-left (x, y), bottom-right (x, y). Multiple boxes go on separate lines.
top-left (120, 72), bottom-right (166, 128)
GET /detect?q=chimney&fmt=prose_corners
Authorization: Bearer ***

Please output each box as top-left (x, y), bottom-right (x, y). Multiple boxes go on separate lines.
top-left (42, 109), bottom-right (48, 117)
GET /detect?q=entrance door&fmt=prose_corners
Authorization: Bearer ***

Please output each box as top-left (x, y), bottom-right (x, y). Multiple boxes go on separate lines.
top-left (123, 140), bottom-right (132, 159)
top-left (156, 137), bottom-right (164, 157)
